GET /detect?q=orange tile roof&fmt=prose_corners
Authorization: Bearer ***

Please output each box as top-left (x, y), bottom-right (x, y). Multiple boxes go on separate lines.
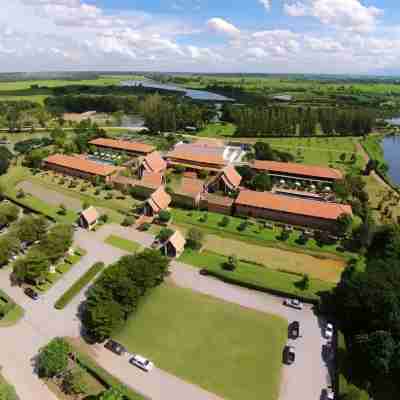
top-left (167, 231), bottom-right (186, 253)
top-left (167, 149), bottom-right (226, 167)
top-left (44, 154), bottom-right (118, 177)
top-left (222, 165), bottom-right (242, 189)
top-left (252, 160), bottom-right (343, 181)
top-left (90, 138), bottom-right (155, 154)
top-left (148, 187), bottom-right (171, 213)
top-left (141, 171), bottom-right (164, 188)
top-left (183, 171), bottom-right (198, 179)
top-left (235, 190), bottom-right (352, 221)
top-left (81, 206), bottom-right (99, 225)
top-left (142, 152), bottom-right (167, 173)
top-left (178, 178), bottom-right (204, 198)
top-left (194, 138), bottom-right (225, 147)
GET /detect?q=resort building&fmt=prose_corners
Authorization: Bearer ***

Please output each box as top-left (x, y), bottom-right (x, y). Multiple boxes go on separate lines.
top-left (201, 193), bottom-right (234, 215)
top-left (139, 152), bottom-right (167, 177)
top-left (208, 165), bottom-right (242, 194)
top-left (144, 187), bottom-right (172, 216)
top-left (250, 160), bottom-right (343, 183)
top-left (89, 138), bottom-right (155, 156)
top-left (79, 206), bottom-right (99, 230)
top-left (172, 177), bottom-right (205, 209)
top-left (161, 230), bottom-right (186, 258)
top-left (234, 190), bottom-right (352, 232)
top-left (43, 154), bottom-right (119, 183)
top-left (131, 172), bottom-right (164, 199)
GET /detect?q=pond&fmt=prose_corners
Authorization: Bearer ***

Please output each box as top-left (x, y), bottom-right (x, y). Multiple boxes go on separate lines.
top-left (120, 80), bottom-right (235, 102)
top-left (382, 135), bottom-right (400, 185)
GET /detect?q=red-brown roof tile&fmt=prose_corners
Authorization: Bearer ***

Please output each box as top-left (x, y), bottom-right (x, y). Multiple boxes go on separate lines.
top-left (221, 165), bottom-right (242, 189)
top-left (177, 178), bottom-right (204, 198)
top-left (235, 190), bottom-right (352, 221)
top-left (252, 160), bottom-right (343, 181)
top-left (167, 231), bottom-right (186, 253)
top-left (142, 152), bottom-right (167, 173)
top-left (167, 149), bottom-right (226, 167)
top-left (148, 187), bottom-right (171, 213)
top-left (81, 206), bottom-right (99, 225)
top-left (44, 154), bottom-right (118, 177)
top-left (141, 171), bottom-right (164, 188)
top-left (90, 138), bottom-right (155, 154)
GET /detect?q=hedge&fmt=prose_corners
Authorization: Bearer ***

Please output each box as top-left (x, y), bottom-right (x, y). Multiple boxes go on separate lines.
top-left (54, 262), bottom-right (104, 310)
top-left (66, 339), bottom-right (147, 400)
top-left (202, 268), bottom-right (321, 304)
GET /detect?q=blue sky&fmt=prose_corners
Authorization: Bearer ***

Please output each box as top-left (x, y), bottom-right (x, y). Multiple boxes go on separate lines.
top-left (0, 0), bottom-right (399, 74)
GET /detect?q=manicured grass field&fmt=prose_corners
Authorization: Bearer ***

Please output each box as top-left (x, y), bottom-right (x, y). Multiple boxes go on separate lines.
top-left (104, 235), bottom-right (142, 253)
top-left (171, 208), bottom-right (352, 259)
top-left (180, 250), bottom-right (334, 300)
top-left (114, 283), bottom-right (287, 400)
top-left (0, 289), bottom-right (24, 327)
top-left (197, 122), bottom-right (236, 137)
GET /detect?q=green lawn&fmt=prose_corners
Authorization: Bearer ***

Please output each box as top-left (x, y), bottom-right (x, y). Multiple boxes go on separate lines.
top-left (0, 289), bottom-right (24, 327)
top-left (114, 283), bottom-right (287, 400)
top-left (197, 122), bottom-right (236, 137)
top-left (180, 250), bottom-right (334, 301)
top-left (171, 208), bottom-right (353, 259)
top-left (104, 235), bottom-right (142, 253)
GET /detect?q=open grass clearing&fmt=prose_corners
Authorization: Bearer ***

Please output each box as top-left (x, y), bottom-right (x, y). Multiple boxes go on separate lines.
top-left (180, 250), bottom-right (334, 301)
top-left (0, 289), bottom-right (24, 327)
top-left (114, 282), bottom-right (286, 400)
top-left (104, 235), bottom-right (142, 253)
top-left (197, 122), bottom-right (236, 137)
top-left (171, 208), bottom-right (354, 259)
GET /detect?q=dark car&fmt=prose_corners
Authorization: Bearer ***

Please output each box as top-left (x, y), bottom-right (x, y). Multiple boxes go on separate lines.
top-left (288, 321), bottom-right (300, 339)
top-left (24, 287), bottom-right (39, 300)
top-left (283, 345), bottom-right (295, 365)
top-left (104, 340), bottom-right (126, 356)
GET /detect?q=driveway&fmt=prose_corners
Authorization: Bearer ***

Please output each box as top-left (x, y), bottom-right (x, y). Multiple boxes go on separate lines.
top-left (0, 225), bottom-right (332, 400)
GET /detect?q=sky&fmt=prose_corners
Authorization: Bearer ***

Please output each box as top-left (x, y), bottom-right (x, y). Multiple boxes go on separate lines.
top-left (0, 0), bottom-right (400, 74)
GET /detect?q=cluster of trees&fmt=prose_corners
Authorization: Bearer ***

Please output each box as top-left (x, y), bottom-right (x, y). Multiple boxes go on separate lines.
top-left (252, 141), bottom-right (294, 162)
top-left (0, 147), bottom-right (13, 176)
top-left (12, 223), bottom-right (73, 285)
top-left (0, 100), bottom-right (51, 132)
top-left (45, 95), bottom-right (139, 114)
top-left (82, 250), bottom-right (170, 341)
top-left (329, 225), bottom-right (400, 395)
top-left (223, 105), bottom-right (375, 137)
top-left (141, 94), bottom-right (216, 133)
top-left (14, 137), bottom-right (53, 154)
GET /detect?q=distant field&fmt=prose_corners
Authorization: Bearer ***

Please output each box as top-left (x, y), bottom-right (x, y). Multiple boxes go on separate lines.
top-left (197, 122), bottom-right (236, 137)
top-left (114, 283), bottom-right (287, 400)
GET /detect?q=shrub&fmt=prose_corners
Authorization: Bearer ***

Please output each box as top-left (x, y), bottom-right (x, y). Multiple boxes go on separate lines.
top-left (219, 216), bottom-right (230, 227)
top-left (62, 367), bottom-right (88, 396)
top-left (186, 228), bottom-right (204, 250)
top-left (16, 188), bottom-right (25, 199)
top-left (223, 255), bottom-right (238, 271)
top-left (199, 213), bottom-right (208, 223)
top-left (297, 234), bottom-right (309, 245)
top-left (121, 216), bottom-right (135, 227)
top-left (278, 230), bottom-right (290, 241)
top-left (58, 204), bottom-right (67, 216)
top-left (140, 223), bottom-right (151, 231)
top-left (157, 228), bottom-right (174, 242)
top-left (237, 221), bottom-right (248, 232)
top-left (158, 210), bottom-right (171, 223)
top-left (105, 193), bottom-right (113, 200)
top-left (99, 214), bottom-right (109, 224)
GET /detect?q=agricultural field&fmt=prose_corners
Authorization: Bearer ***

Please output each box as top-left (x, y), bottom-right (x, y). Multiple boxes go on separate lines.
top-left (114, 283), bottom-right (287, 400)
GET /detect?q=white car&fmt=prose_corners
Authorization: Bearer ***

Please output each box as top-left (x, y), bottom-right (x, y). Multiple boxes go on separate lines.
top-left (129, 355), bottom-right (154, 372)
top-left (325, 323), bottom-right (334, 339)
top-left (283, 299), bottom-right (303, 310)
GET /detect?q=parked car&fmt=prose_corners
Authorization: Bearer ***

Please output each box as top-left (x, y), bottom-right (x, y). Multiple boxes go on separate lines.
top-left (283, 345), bottom-right (295, 365)
top-left (24, 287), bottom-right (39, 301)
top-left (288, 321), bottom-right (300, 339)
top-left (129, 354), bottom-right (154, 372)
top-left (283, 299), bottom-right (303, 310)
top-left (325, 323), bottom-right (334, 339)
top-left (104, 340), bottom-right (126, 356)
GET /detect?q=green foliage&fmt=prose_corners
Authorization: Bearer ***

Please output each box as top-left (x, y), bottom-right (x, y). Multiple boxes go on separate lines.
top-left (219, 216), bottom-right (230, 227)
top-left (0, 382), bottom-right (18, 400)
top-left (121, 215), bottom-right (135, 227)
top-left (82, 250), bottom-right (170, 342)
top-left (158, 210), bottom-right (171, 223)
top-left (253, 141), bottom-right (294, 162)
top-left (37, 338), bottom-right (71, 378)
top-left (22, 148), bottom-right (50, 169)
top-left (186, 228), bottom-right (204, 250)
top-left (251, 172), bottom-right (272, 192)
top-left (297, 274), bottom-right (310, 291)
top-left (97, 387), bottom-right (126, 400)
top-left (223, 254), bottom-right (238, 271)
top-left (12, 214), bottom-right (49, 244)
top-left (58, 203), bottom-right (67, 215)
top-left (62, 366), bottom-right (88, 396)
top-left (157, 228), bottom-right (174, 242)
top-left (55, 262), bottom-right (104, 310)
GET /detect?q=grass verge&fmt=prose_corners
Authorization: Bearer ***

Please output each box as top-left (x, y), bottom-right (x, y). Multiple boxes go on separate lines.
top-left (0, 289), bottom-right (24, 327)
top-left (55, 262), bottom-right (104, 310)
top-left (180, 250), bottom-right (334, 302)
top-left (104, 235), bottom-right (142, 253)
top-left (114, 283), bottom-right (287, 400)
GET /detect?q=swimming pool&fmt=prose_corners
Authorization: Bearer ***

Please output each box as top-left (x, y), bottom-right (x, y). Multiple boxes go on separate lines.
top-left (87, 155), bottom-right (116, 166)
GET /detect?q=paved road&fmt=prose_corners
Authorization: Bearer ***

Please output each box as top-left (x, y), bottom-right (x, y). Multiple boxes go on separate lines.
top-left (0, 224), bottom-right (333, 400)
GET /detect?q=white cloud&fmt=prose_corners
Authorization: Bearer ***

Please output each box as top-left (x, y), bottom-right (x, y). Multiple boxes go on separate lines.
top-left (259, 0), bottom-right (271, 11)
top-left (207, 17), bottom-right (240, 37)
top-left (284, 0), bottom-right (383, 32)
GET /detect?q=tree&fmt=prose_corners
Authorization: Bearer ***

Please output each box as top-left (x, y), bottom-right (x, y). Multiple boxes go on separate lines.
top-left (12, 250), bottom-right (50, 285)
top-left (337, 213), bottom-right (353, 236)
top-left (62, 367), bottom-right (88, 396)
top-left (186, 228), bottom-right (204, 250)
top-left (340, 153), bottom-right (347, 163)
top-left (364, 330), bottom-right (396, 376)
top-left (98, 387), bottom-right (126, 400)
top-left (251, 172), bottom-right (272, 192)
top-left (0, 147), bottom-right (13, 176)
top-left (37, 338), bottom-right (70, 378)
top-left (157, 228), bottom-right (174, 242)
top-left (298, 274), bottom-right (310, 290)
top-left (58, 204), bottom-right (67, 216)
top-left (158, 210), bottom-right (171, 223)
top-left (224, 254), bottom-right (238, 271)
